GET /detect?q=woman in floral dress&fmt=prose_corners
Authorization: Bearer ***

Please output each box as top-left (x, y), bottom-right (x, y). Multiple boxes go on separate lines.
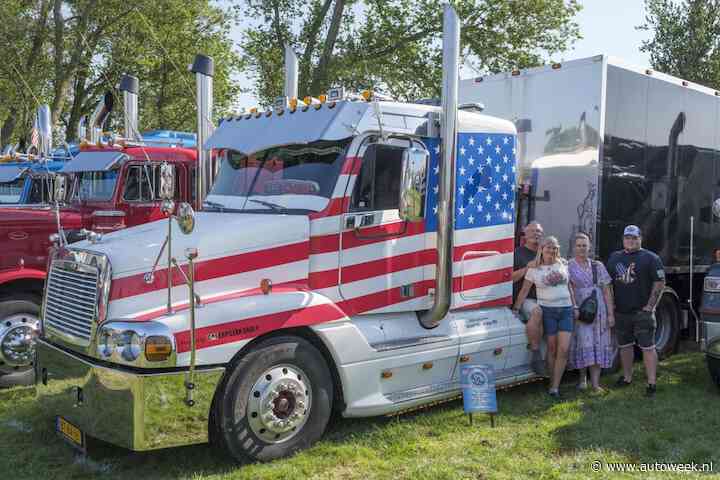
top-left (568, 233), bottom-right (616, 393)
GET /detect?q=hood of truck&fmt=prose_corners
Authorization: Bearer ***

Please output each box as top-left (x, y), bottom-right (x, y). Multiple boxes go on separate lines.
top-left (71, 212), bottom-right (311, 279)
top-left (0, 206), bottom-right (82, 228)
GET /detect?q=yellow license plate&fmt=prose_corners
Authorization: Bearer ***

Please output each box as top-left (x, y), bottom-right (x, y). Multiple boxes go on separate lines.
top-left (56, 416), bottom-right (84, 450)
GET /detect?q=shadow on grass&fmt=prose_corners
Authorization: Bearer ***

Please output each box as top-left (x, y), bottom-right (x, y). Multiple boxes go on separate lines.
top-left (551, 352), bottom-right (720, 466)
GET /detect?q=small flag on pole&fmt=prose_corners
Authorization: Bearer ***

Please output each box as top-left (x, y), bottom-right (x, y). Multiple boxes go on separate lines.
top-left (30, 114), bottom-right (40, 151)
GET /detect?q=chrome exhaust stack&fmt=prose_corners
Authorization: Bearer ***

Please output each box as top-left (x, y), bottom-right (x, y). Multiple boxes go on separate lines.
top-left (88, 92), bottom-right (114, 143)
top-left (77, 115), bottom-right (87, 143)
top-left (36, 104), bottom-right (52, 157)
top-left (119, 74), bottom-right (140, 141)
top-left (420, 3), bottom-right (460, 329)
top-left (191, 54), bottom-right (214, 210)
top-left (284, 45), bottom-right (299, 99)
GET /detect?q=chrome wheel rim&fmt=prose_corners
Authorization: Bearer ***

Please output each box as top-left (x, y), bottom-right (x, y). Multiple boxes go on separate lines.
top-left (0, 313), bottom-right (39, 371)
top-left (247, 364), bottom-right (312, 444)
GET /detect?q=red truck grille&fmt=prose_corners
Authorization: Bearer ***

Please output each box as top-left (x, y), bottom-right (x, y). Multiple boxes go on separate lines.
top-left (44, 263), bottom-right (99, 343)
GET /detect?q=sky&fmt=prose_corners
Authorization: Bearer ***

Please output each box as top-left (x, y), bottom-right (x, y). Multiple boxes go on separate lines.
top-left (229, 0), bottom-right (653, 110)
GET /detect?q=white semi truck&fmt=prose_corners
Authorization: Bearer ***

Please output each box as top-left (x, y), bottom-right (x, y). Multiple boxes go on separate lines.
top-left (37, 5), bottom-right (538, 462)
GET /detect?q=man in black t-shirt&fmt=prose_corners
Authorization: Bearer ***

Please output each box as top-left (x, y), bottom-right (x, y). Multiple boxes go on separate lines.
top-left (512, 221), bottom-right (545, 375)
top-left (606, 225), bottom-right (665, 397)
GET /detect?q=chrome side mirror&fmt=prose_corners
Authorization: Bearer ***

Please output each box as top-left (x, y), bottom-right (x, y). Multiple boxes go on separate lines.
top-left (175, 202), bottom-right (195, 234)
top-left (53, 175), bottom-right (66, 204)
top-left (399, 147), bottom-right (428, 222)
top-left (159, 162), bottom-right (175, 200)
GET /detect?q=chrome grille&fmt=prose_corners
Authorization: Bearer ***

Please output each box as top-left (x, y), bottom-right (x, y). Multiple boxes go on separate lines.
top-left (44, 263), bottom-right (99, 342)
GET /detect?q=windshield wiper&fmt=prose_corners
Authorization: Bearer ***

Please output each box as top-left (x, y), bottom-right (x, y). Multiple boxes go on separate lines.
top-left (247, 199), bottom-right (285, 211)
top-left (203, 200), bottom-right (226, 211)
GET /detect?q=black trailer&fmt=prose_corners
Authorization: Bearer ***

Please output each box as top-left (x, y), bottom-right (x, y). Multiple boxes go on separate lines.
top-left (460, 55), bottom-right (720, 357)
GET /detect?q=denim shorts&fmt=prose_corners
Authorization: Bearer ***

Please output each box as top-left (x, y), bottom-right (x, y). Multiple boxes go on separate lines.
top-left (541, 306), bottom-right (574, 335)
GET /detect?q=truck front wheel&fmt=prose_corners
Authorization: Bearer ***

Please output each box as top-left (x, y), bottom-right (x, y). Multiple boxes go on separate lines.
top-left (0, 295), bottom-right (41, 387)
top-left (214, 336), bottom-right (333, 462)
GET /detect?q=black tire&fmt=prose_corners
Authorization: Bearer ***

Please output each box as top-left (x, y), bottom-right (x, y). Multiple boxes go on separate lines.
top-left (0, 295), bottom-right (41, 387)
top-left (708, 356), bottom-right (720, 391)
top-left (214, 336), bottom-right (333, 462)
top-left (654, 294), bottom-right (680, 359)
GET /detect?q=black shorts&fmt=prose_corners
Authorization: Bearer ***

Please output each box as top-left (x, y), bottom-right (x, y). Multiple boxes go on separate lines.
top-left (616, 311), bottom-right (656, 350)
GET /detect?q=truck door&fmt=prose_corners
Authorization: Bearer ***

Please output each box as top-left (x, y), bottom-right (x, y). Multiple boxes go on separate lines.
top-left (338, 139), bottom-right (430, 313)
top-left (122, 163), bottom-right (179, 227)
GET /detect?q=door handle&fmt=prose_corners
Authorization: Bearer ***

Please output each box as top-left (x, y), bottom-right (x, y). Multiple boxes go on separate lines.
top-left (345, 213), bottom-right (377, 229)
top-left (360, 214), bottom-right (375, 227)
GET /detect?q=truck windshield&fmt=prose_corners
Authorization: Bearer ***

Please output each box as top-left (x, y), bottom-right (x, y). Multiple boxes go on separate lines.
top-left (0, 178), bottom-right (25, 204)
top-left (206, 139), bottom-right (351, 212)
top-left (72, 170), bottom-right (118, 202)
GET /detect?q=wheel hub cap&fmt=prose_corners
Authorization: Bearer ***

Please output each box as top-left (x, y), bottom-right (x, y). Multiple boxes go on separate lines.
top-left (0, 314), bottom-right (39, 371)
top-left (247, 365), bottom-right (312, 444)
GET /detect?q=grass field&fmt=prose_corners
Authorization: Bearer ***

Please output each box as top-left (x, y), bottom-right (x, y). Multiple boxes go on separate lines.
top-left (1, 349), bottom-right (719, 480)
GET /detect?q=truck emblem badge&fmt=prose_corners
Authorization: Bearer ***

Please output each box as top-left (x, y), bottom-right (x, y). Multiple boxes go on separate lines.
top-left (8, 231), bottom-right (28, 241)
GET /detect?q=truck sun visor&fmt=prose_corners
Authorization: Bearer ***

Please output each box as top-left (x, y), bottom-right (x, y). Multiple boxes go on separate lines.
top-left (61, 151), bottom-right (127, 173)
top-left (0, 165), bottom-right (29, 183)
top-left (204, 101), bottom-right (371, 155)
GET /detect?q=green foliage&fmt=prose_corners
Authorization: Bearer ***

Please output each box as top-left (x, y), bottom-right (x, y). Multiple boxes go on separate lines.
top-left (239, 0), bottom-right (582, 106)
top-left (0, 0), bottom-right (243, 144)
top-left (639, 0), bottom-right (720, 89)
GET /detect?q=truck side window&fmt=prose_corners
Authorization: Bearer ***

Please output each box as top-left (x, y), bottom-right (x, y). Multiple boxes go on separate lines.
top-left (124, 165), bottom-right (158, 202)
top-left (351, 144), bottom-right (404, 211)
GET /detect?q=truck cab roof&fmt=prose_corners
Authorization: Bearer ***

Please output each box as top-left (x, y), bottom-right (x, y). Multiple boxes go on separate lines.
top-left (207, 99), bottom-right (515, 155)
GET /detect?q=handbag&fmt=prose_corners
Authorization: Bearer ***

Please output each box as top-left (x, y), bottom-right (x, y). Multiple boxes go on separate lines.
top-left (577, 261), bottom-right (599, 325)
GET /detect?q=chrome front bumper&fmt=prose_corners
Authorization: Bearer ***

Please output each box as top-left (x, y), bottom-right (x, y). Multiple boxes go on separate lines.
top-left (705, 321), bottom-right (720, 358)
top-left (36, 339), bottom-right (225, 451)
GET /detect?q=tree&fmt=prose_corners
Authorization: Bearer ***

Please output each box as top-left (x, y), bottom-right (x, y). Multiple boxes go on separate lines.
top-left (0, 0), bottom-right (54, 147)
top-left (0, 0), bottom-right (243, 146)
top-left (639, 0), bottom-right (720, 89)
top-left (239, 0), bottom-right (582, 106)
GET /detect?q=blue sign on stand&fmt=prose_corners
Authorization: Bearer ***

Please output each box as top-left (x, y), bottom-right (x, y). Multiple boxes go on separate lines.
top-left (460, 364), bottom-right (497, 426)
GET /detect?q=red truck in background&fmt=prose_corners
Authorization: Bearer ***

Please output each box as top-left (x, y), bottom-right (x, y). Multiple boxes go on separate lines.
top-left (0, 71), bottom-right (207, 386)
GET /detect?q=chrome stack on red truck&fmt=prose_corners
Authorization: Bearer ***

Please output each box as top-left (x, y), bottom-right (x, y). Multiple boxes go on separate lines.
top-left (34, 5), bottom-right (535, 461)
top-left (0, 64), bottom-right (211, 386)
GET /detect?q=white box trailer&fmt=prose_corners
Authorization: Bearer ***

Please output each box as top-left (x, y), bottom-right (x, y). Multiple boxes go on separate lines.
top-left (460, 55), bottom-right (720, 356)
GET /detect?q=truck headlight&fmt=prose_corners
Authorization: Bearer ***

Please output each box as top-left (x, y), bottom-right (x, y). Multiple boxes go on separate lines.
top-left (97, 329), bottom-right (115, 358)
top-left (117, 330), bottom-right (142, 361)
top-left (708, 340), bottom-right (720, 356)
top-left (705, 276), bottom-right (720, 292)
top-left (94, 321), bottom-right (175, 366)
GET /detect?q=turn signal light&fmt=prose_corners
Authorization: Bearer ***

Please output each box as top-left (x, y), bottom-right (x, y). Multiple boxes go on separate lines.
top-left (361, 90), bottom-right (373, 101)
top-left (145, 336), bottom-right (173, 362)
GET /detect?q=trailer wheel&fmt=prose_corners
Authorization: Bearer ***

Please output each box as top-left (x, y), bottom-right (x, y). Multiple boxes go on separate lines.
top-left (654, 294), bottom-right (679, 359)
top-left (708, 356), bottom-right (720, 392)
top-left (0, 295), bottom-right (41, 387)
top-left (215, 336), bottom-right (333, 462)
